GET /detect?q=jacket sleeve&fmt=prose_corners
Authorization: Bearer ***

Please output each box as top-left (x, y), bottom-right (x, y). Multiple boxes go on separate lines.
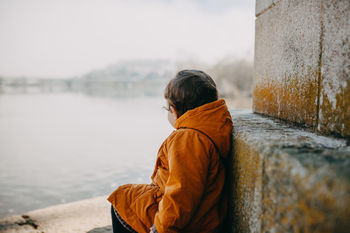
top-left (153, 131), bottom-right (212, 233)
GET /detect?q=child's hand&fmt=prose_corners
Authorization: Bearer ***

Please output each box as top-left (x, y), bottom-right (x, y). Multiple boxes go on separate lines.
top-left (149, 224), bottom-right (158, 233)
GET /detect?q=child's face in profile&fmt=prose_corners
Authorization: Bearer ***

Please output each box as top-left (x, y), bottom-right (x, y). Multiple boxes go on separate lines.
top-left (168, 107), bottom-right (176, 128)
top-left (167, 102), bottom-right (177, 128)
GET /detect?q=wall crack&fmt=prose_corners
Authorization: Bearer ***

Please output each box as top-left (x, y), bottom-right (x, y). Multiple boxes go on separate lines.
top-left (316, 0), bottom-right (325, 131)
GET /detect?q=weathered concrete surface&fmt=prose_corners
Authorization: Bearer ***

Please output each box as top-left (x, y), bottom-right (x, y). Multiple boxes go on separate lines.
top-left (231, 136), bottom-right (262, 233)
top-left (230, 110), bottom-right (350, 233)
top-left (0, 196), bottom-right (111, 233)
top-left (319, 0), bottom-right (350, 137)
top-left (254, 0), bottom-right (350, 137)
top-left (262, 147), bottom-right (350, 233)
top-left (253, 0), bottom-right (322, 128)
top-left (255, 0), bottom-right (280, 17)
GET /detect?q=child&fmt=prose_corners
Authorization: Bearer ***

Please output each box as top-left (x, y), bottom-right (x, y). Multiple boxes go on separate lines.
top-left (108, 70), bottom-right (233, 233)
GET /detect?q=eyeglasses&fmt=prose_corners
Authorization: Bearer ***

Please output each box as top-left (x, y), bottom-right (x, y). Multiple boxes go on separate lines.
top-left (162, 105), bottom-right (171, 112)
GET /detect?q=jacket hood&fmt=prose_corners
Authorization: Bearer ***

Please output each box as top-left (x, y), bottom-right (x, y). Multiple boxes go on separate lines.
top-left (174, 99), bottom-right (233, 158)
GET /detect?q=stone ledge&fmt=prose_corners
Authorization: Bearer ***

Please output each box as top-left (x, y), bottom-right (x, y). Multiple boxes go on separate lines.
top-left (229, 110), bottom-right (350, 233)
top-left (0, 196), bottom-right (111, 233)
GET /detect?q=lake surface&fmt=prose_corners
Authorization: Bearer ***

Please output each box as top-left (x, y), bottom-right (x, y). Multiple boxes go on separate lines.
top-left (0, 93), bottom-right (173, 218)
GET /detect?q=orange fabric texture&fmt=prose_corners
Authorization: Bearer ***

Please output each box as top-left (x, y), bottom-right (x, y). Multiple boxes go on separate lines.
top-left (107, 99), bottom-right (233, 233)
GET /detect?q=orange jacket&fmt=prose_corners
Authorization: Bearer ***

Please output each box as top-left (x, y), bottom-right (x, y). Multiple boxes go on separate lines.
top-left (107, 99), bottom-right (233, 233)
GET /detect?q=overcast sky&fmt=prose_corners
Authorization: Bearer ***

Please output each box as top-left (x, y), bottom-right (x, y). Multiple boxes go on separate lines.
top-left (0, 0), bottom-right (255, 78)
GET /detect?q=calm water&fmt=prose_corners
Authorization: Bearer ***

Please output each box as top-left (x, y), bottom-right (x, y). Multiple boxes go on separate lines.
top-left (0, 93), bottom-right (172, 218)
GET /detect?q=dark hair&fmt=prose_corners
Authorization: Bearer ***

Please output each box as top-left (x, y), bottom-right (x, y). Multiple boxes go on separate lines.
top-left (164, 69), bottom-right (218, 117)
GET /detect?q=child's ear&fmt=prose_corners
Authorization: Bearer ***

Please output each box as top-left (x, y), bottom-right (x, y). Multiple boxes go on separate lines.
top-left (170, 106), bottom-right (179, 119)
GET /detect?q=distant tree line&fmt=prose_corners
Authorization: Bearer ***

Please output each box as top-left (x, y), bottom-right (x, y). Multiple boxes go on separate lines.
top-left (0, 58), bottom-right (253, 99)
top-left (176, 57), bottom-right (254, 99)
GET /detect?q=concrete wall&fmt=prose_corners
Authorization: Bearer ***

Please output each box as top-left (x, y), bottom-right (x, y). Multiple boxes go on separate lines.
top-left (319, 0), bottom-right (350, 137)
top-left (229, 0), bottom-right (350, 232)
top-left (253, 0), bottom-right (350, 137)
